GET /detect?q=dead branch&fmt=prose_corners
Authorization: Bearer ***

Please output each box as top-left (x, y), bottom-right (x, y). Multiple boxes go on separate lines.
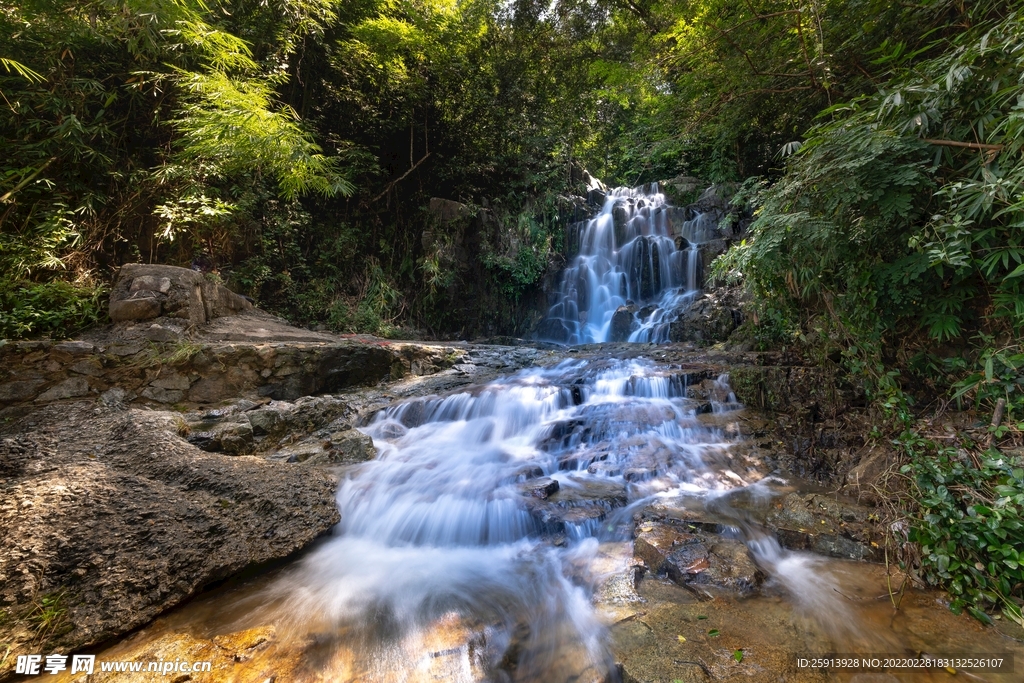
top-left (371, 152), bottom-right (431, 203)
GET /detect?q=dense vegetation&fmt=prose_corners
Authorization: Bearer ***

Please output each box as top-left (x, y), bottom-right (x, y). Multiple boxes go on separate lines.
top-left (3, 0), bottom-right (1023, 623)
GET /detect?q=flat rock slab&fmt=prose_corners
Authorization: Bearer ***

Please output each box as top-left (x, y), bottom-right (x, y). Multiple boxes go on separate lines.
top-left (765, 492), bottom-right (882, 561)
top-left (0, 401), bottom-right (340, 679)
top-left (633, 521), bottom-right (763, 595)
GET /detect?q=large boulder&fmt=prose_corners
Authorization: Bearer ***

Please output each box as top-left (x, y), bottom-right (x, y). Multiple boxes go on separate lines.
top-left (609, 305), bottom-right (636, 342)
top-left (668, 288), bottom-right (743, 346)
top-left (108, 264), bottom-right (252, 326)
top-left (0, 401), bottom-right (339, 679)
top-left (427, 197), bottom-right (473, 223)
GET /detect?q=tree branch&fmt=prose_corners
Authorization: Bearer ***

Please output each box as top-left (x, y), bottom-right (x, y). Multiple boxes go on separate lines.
top-left (372, 152), bottom-right (431, 203)
top-left (922, 139), bottom-right (1003, 151)
top-left (0, 157), bottom-right (56, 203)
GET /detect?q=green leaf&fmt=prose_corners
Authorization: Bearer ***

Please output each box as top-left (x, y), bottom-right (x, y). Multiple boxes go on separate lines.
top-left (967, 607), bottom-right (993, 624)
top-left (708, 629), bottom-right (720, 637)
top-left (733, 649), bottom-right (744, 662)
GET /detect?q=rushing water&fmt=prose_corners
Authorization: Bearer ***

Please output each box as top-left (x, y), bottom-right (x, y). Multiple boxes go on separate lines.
top-left (252, 358), bottom-right (757, 681)
top-left (540, 186), bottom-right (717, 344)
top-left (83, 355), bottom-right (1024, 682)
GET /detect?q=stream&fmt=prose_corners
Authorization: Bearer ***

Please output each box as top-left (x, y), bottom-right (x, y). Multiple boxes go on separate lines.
top-left (80, 356), bottom-right (1022, 682)
top-left (70, 187), bottom-right (1023, 681)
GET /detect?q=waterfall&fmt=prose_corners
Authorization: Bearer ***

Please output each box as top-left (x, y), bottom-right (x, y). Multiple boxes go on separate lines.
top-left (540, 184), bottom-right (714, 344)
top-left (260, 359), bottom-right (749, 681)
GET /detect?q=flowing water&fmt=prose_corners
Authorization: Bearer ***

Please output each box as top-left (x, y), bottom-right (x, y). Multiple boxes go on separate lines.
top-left (77, 356), bottom-right (1023, 682)
top-left (541, 186), bottom-right (717, 344)
top-left (245, 358), bottom-right (753, 682)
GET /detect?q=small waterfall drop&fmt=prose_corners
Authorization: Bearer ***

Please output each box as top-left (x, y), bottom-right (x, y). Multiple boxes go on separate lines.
top-left (541, 185), bottom-right (715, 344)
top-left (119, 355), bottom-right (1021, 681)
top-left (259, 359), bottom-right (752, 682)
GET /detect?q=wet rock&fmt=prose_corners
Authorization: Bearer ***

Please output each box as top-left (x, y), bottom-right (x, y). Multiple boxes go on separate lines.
top-left (247, 406), bottom-right (283, 436)
top-left (519, 477), bottom-right (559, 498)
top-left (187, 417), bottom-right (254, 455)
top-left (587, 460), bottom-right (623, 477)
top-left (699, 238), bottom-right (728, 269)
top-left (609, 305), bottom-right (636, 342)
top-left (634, 522), bottom-right (762, 594)
top-left (267, 439), bottom-right (326, 464)
top-left (691, 537), bottom-right (762, 592)
top-left (765, 493), bottom-right (881, 561)
top-left (302, 429), bottom-right (377, 466)
top-left (695, 183), bottom-right (737, 211)
top-left (633, 522), bottom-right (700, 574)
top-left (35, 377), bottom-right (91, 402)
top-left (668, 290), bottom-right (743, 346)
top-left (64, 625), bottom-right (281, 683)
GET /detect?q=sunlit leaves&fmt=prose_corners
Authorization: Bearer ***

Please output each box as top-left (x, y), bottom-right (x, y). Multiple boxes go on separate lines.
top-left (173, 71), bottom-right (353, 199)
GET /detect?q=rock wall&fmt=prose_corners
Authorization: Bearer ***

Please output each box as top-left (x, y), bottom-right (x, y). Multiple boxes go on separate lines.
top-left (0, 338), bottom-right (462, 415)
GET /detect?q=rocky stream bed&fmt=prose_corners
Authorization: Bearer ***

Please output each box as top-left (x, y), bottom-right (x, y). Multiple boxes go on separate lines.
top-left (2, 311), bottom-right (1023, 682)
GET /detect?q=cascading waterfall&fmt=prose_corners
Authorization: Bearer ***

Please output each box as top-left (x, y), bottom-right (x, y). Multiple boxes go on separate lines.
top-left (171, 357), bottom-right (988, 682)
top-left (540, 185), bottom-right (716, 344)
top-left (260, 359), bottom-right (760, 682)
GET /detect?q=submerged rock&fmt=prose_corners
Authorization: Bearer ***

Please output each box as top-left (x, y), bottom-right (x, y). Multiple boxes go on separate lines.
top-left (633, 520), bottom-right (763, 594)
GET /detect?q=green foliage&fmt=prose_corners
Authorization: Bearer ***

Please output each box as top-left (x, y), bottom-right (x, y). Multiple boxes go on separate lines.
top-left (0, 280), bottom-right (107, 340)
top-left (480, 198), bottom-right (560, 302)
top-left (23, 590), bottom-right (71, 640)
top-left (953, 341), bottom-right (1024, 421)
top-left (0, 0), bottom-right (354, 334)
top-left (899, 433), bottom-right (1024, 626)
top-left (714, 6), bottom-right (1024, 400)
top-left (171, 71), bottom-right (354, 201)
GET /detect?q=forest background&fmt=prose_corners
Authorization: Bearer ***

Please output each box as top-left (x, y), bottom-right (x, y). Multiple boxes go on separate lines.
top-left (2, 0), bottom-right (1023, 624)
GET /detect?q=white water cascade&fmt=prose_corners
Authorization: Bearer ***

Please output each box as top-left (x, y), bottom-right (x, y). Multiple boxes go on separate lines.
top-left (540, 185), bottom-right (717, 344)
top-left (185, 357), bottom-right (979, 682)
top-left (260, 359), bottom-right (758, 682)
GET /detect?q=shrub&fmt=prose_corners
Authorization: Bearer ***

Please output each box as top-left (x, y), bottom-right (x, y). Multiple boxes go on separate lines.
top-left (0, 280), bottom-right (107, 340)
